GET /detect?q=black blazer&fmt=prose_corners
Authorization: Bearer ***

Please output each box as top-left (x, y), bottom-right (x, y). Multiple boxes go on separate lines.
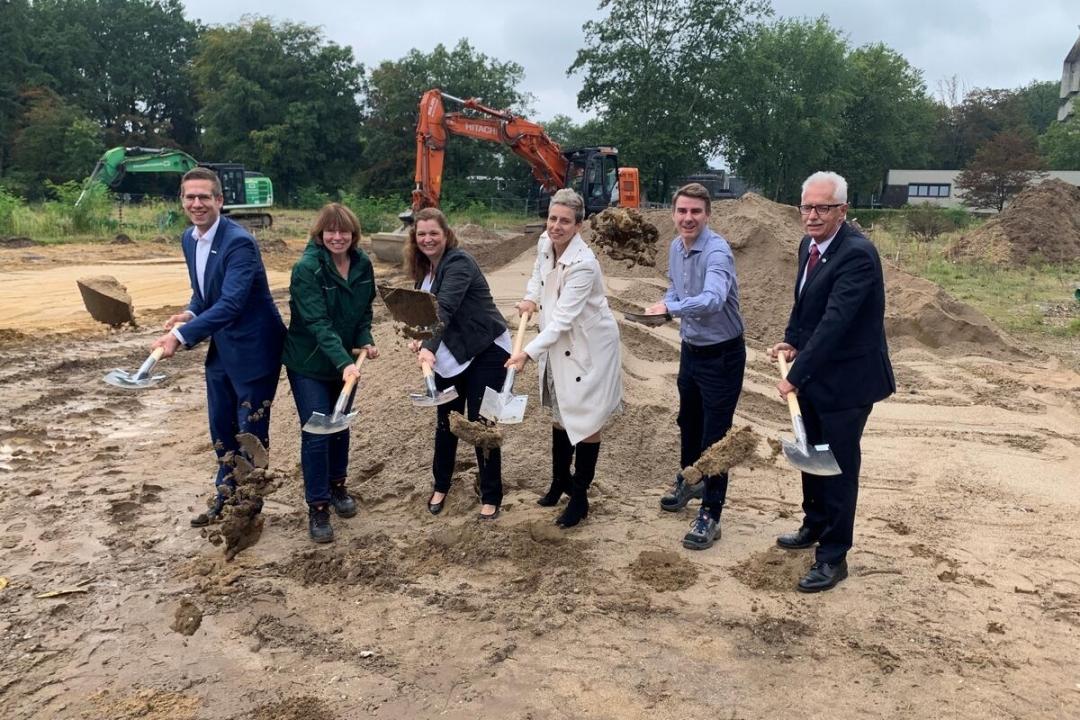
top-left (418, 248), bottom-right (507, 364)
top-left (784, 221), bottom-right (895, 412)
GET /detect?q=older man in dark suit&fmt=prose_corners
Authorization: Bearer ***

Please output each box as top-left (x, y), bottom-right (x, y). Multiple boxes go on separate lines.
top-left (769, 171), bottom-right (895, 593)
top-left (152, 168), bottom-right (286, 527)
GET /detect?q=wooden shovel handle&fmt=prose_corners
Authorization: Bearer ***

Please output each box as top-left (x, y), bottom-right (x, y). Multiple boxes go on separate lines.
top-left (511, 313), bottom-right (530, 355)
top-left (148, 346), bottom-right (165, 362)
top-left (777, 353), bottom-right (802, 420)
top-left (420, 359), bottom-right (435, 379)
top-left (341, 348), bottom-right (367, 396)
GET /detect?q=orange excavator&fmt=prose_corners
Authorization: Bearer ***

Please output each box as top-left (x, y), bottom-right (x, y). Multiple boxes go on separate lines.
top-left (409, 88), bottom-right (640, 219)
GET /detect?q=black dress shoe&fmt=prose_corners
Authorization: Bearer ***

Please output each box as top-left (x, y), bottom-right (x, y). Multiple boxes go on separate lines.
top-left (797, 559), bottom-right (848, 593)
top-left (428, 492), bottom-right (445, 515)
top-left (776, 526), bottom-right (821, 550)
top-left (478, 506), bottom-right (501, 520)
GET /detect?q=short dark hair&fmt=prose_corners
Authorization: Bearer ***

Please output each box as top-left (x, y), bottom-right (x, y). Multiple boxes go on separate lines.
top-left (180, 167), bottom-right (222, 198)
top-left (404, 208), bottom-right (459, 281)
top-left (310, 203), bottom-right (361, 251)
top-left (672, 182), bottom-right (711, 214)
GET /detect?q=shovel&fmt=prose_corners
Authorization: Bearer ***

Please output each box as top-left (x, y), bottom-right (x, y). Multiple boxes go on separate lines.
top-left (776, 354), bottom-right (842, 476)
top-left (376, 284), bottom-right (441, 339)
top-left (410, 360), bottom-right (459, 408)
top-left (303, 349), bottom-right (369, 435)
top-left (103, 347), bottom-right (169, 389)
top-left (479, 313), bottom-right (530, 424)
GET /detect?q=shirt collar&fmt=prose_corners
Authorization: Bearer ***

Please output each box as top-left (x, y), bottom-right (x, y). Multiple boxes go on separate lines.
top-left (679, 226), bottom-right (712, 255)
top-left (811, 223), bottom-right (841, 255)
top-left (193, 217), bottom-right (221, 244)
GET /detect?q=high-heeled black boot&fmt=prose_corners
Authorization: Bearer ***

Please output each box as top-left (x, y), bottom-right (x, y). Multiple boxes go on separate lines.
top-left (538, 426), bottom-right (574, 506)
top-left (556, 441), bottom-right (600, 528)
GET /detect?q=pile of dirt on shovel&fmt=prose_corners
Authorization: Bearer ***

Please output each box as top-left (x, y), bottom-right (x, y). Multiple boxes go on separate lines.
top-left (951, 179), bottom-right (1080, 266)
top-left (589, 207), bottom-right (660, 268)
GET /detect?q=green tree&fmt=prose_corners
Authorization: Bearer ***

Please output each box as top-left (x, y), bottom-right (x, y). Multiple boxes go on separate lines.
top-left (570, 0), bottom-right (770, 200)
top-left (26, 0), bottom-right (200, 148)
top-left (1039, 114), bottom-right (1080, 169)
top-left (10, 87), bottom-right (102, 198)
top-left (360, 39), bottom-right (528, 201)
top-left (540, 115), bottom-right (610, 150)
top-left (0, 0), bottom-right (33, 176)
top-left (193, 17), bottom-right (365, 198)
top-left (721, 17), bottom-right (850, 203)
top-left (825, 43), bottom-right (936, 205)
top-left (955, 131), bottom-right (1046, 211)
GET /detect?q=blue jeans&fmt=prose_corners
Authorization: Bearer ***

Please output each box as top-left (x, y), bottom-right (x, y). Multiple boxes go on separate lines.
top-left (677, 337), bottom-right (746, 517)
top-left (206, 359), bottom-right (280, 494)
top-left (287, 369), bottom-right (352, 508)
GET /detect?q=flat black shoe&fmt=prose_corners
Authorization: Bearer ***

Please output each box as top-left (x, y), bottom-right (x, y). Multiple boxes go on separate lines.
top-left (797, 559), bottom-right (848, 593)
top-left (428, 492), bottom-right (445, 515)
top-left (478, 507), bottom-right (501, 520)
top-left (777, 526), bottom-right (821, 550)
top-left (308, 506), bottom-right (334, 544)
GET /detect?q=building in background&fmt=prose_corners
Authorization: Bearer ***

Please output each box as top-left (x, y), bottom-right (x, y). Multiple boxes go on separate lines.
top-left (880, 169), bottom-right (1080, 210)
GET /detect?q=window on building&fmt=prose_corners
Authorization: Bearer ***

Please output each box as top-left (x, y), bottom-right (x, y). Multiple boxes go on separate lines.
top-left (908, 183), bottom-right (951, 198)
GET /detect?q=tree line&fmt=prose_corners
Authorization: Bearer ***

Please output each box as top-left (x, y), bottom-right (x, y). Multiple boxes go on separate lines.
top-left (2, 0), bottom-right (1078, 208)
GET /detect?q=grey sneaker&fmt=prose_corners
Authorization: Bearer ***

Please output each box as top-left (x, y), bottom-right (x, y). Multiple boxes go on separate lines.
top-left (660, 473), bottom-right (703, 512)
top-left (682, 508), bottom-right (720, 550)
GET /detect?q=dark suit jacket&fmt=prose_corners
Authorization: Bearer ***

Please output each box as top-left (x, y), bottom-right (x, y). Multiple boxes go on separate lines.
top-left (181, 216), bottom-right (285, 383)
top-left (784, 221), bottom-right (895, 412)
top-left (417, 248), bottom-right (507, 364)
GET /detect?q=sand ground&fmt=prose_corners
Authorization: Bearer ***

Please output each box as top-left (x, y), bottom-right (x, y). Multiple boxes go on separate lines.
top-left (1, 211), bottom-right (1079, 719)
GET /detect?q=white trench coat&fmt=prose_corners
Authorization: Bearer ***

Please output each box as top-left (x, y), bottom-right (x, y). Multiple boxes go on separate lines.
top-left (522, 232), bottom-right (624, 444)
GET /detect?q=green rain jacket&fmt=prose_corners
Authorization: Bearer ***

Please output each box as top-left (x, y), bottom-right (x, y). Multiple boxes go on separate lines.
top-left (281, 239), bottom-right (376, 381)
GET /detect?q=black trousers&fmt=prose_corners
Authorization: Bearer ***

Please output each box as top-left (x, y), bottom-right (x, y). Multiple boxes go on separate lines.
top-left (677, 337), bottom-right (745, 515)
top-left (798, 397), bottom-right (873, 564)
top-left (432, 343), bottom-right (509, 506)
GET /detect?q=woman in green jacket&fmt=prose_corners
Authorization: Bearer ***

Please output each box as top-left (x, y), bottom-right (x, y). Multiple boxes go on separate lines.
top-left (282, 203), bottom-right (378, 543)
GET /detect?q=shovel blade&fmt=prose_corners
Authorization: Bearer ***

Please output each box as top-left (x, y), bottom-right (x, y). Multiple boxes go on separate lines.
top-left (103, 369), bottom-right (166, 389)
top-left (302, 410), bottom-right (357, 435)
top-left (479, 386), bottom-right (526, 424)
top-left (781, 437), bottom-right (842, 476)
top-left (409, 386), bottom-right (459, 408)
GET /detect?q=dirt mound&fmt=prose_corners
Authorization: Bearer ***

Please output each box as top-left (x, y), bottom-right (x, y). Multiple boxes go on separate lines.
top-left (884, 265), bottom-right (1027, 355)
top-left (169, 598), bottom-right (203, 636)
top-left (629, 549), bottom-right (698, 591)
top-left (953, 179), bottom-right (1080, 265)
top-left (424, 519), bottom-right (583, 570)
top-left (731, 546), bottom-right (811, 592)
top-left (456, 223), bottom-right (504, 241)
top-left (589, 207), bottom-right (660, 267)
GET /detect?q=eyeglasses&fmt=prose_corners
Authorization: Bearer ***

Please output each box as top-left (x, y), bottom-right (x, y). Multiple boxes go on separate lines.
top-left (798, 203), bottom-right (844, 215)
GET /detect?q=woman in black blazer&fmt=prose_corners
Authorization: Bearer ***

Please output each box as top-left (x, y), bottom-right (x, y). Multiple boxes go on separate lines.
top-left (404, 208), bottom-right (510, 519)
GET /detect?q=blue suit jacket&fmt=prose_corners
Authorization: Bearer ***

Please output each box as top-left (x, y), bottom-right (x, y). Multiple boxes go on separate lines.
top-left (181, 216), bottom-right (285, 383)
top-left (783, 221), bottom-right (895, 412)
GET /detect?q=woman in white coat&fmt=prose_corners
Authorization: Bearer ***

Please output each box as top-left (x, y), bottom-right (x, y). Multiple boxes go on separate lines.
top-left (506, 189), bottom-right (623, 528)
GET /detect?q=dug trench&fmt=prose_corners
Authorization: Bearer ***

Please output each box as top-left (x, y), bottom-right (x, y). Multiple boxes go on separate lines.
top-left (0, 204), bottom-right (1078, 718)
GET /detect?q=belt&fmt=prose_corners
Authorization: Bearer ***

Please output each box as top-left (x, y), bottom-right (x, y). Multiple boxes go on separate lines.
top-left (681, 335), bottom-right (744, 356)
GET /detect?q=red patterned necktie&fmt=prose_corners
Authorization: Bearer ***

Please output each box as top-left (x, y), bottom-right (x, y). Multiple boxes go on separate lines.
top-left (806, 243), bottom-right (821, 277)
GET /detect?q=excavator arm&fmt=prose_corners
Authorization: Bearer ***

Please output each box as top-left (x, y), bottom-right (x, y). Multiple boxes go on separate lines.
top-left (411, 89), bottom-right (570, 212)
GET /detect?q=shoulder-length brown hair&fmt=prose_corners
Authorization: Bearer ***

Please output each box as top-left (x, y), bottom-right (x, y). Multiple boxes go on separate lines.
top-left (404, 207), bottom-right (459, 282)
top-left (310, 203), bottom-right (361, 250)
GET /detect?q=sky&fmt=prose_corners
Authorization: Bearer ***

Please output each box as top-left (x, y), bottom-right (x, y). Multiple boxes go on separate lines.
top-left (181, 0), bottom-right (1079, 123)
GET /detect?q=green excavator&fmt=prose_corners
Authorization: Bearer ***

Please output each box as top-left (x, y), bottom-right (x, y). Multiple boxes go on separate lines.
top-left (77, 146), bottom-right (274, 228)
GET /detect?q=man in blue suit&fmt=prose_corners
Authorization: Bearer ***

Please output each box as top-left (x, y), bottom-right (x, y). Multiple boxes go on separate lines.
top-left (152, 168), bottom-right (286, 527)
top-left (769, 171), bottom-right (895, 593)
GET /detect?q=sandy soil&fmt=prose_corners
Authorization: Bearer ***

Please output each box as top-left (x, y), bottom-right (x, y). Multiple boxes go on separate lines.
top-left (1, 203), bottom-right (1079, 719)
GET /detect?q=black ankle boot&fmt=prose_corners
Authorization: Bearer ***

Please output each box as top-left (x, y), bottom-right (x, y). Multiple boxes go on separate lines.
top-left (557, 441), bottom-right (600, 528)
top-left (539, 426), bottom-right (574, 506)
